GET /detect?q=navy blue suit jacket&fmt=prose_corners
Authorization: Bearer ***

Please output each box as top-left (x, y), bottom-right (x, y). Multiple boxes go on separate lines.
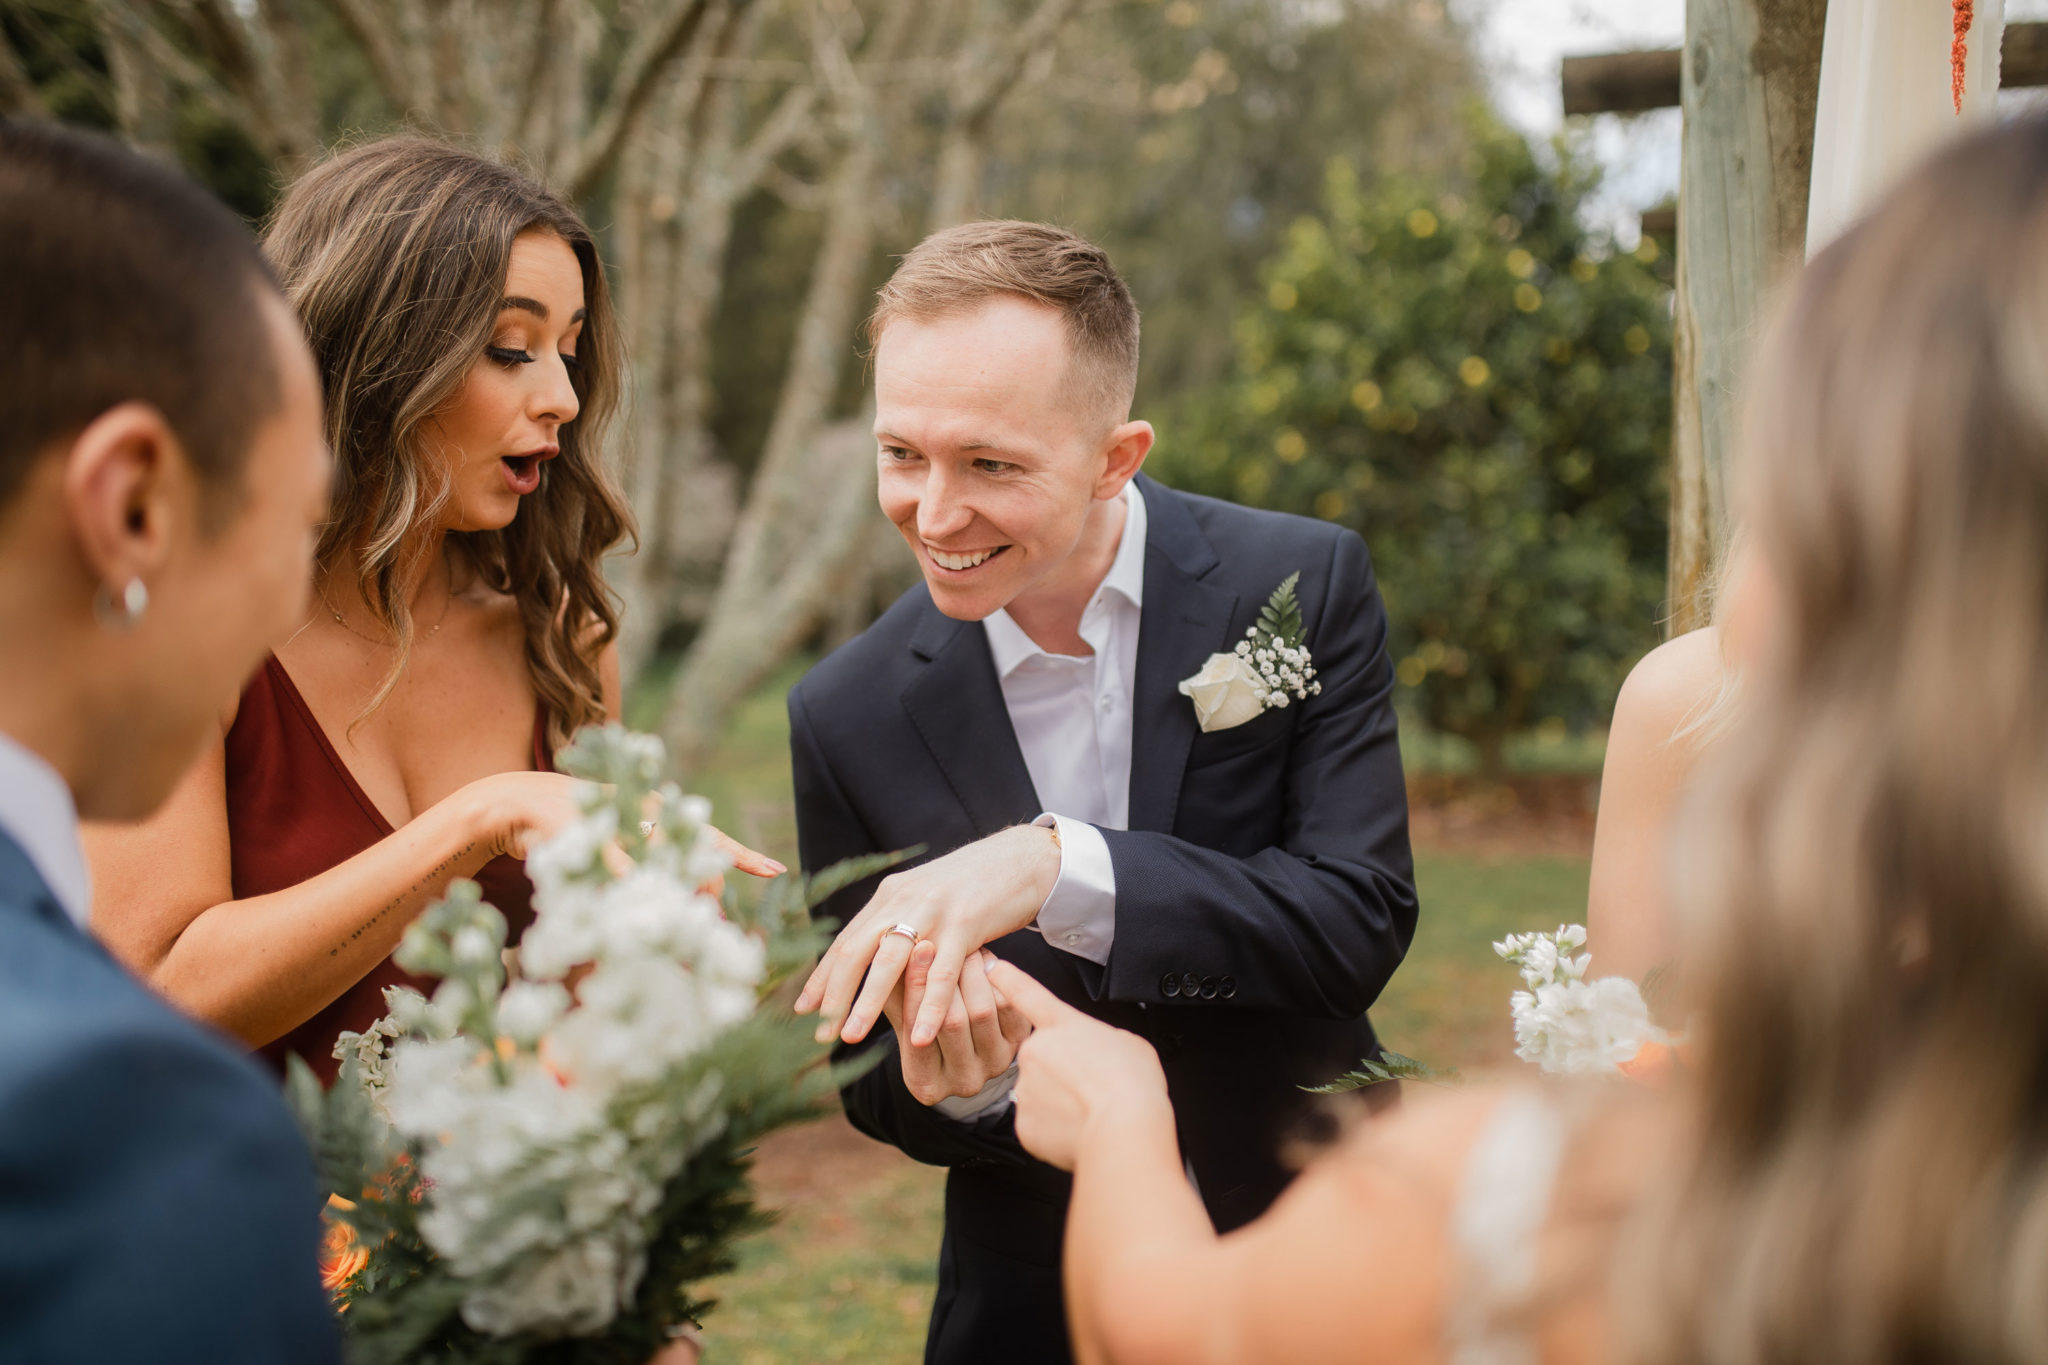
top-left (0, 829), bottom-right (340, 1364)
top-left (791, 476), bottom-right (1417, 1271)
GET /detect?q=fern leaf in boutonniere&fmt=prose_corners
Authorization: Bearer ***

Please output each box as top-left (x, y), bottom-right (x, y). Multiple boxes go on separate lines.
top-left (1256, 572), bottom-right (1305, 651)
top-left (1177, 571), bottom-right (1322, 733)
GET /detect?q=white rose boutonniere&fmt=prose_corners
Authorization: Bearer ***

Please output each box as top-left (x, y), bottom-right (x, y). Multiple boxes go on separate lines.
top-left (1178, 571), bottom-right (1322, 734)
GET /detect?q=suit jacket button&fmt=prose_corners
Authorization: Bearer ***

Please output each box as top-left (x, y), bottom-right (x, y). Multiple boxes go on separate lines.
top-left (1219, 975), bottom-right (1237, 1000)
top-left (1181, 972), bottom-right (1201, 998)
top-left (1161, 973), bottom-right (1182, 998)
top-left (1199, 976), bottom-right (1219, 1000)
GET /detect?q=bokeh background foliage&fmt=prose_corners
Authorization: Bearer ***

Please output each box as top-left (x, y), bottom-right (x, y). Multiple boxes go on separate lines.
top-left (1155, 115), bottom-right (1674, 776)
top-left (0, 0), bottom-right (1682, 771)
top-left (5, 0), bottom-right (1679, 1354)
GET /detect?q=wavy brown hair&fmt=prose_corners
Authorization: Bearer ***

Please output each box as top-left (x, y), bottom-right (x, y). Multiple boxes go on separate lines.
top-left (262, 137), bottom-right (632, 753)
top-left (1619, 117), bottom-right (2048, 1364)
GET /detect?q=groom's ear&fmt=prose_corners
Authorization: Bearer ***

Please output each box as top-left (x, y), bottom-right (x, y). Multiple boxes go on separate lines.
top-left (1095, 420), bottom-right (1153, 499)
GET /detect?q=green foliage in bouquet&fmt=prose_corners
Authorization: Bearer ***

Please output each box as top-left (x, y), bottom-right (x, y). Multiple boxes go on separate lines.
top-left (287, 725), bottom-right (898, 1364)
top-left (1153, 112), bottom-right (1674, 777)
top-left (1305, 1049), bottom-right (1459, 1095)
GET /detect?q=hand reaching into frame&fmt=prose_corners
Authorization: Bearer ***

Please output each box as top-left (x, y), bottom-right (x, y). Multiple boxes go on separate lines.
top-left (985, 960), bottom-right (1174, 1172)
top-left (795, 824), bottom-right (1061, 1047)
top-left (887, 942), bottom-right (1034, 1107)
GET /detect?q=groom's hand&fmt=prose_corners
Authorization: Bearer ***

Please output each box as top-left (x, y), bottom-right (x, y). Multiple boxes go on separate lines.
top-left (886, 943), bottom-right (1033, 1106)
top-left (797, 824), bottom-right (1061, 1047)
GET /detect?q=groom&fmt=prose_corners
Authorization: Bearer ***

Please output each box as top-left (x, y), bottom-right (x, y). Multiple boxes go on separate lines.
top-left (789, 221), bottom-right (1416, 1365)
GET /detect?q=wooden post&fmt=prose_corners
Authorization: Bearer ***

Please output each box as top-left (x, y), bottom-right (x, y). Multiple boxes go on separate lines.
top-left (1667, 0), bottom-right (1827, 634)
top-left (1571, 21), bottom-right (2048, 632)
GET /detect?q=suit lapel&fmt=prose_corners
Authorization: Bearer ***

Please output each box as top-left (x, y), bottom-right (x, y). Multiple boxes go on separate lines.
top-left (0, 825), bottom-right (96, 948)
top-left (900, 603), bottom-right (1043, 839)
top-left (1128, 478), bottom-right (1238, 835)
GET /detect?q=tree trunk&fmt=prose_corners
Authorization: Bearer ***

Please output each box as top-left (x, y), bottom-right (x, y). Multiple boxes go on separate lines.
top-left (95, 2), bottom-right (178, 159)
top-left (1668, 0), bottom-right (1827, 634)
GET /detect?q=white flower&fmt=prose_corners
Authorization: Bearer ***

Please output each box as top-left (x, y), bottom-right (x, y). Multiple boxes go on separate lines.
top-left (457, 1229), bottom-right (647, 1337)
top-left (495, 980), bottom-right (571, 1046)
top-left (342, 726), bottom-right (781, 1343)
top-left (1510, 976), bottom-right (1661, 1074)
top-left (1178, 651), bottom-right (1268, 733)
top-left (525, 796), bottom-right (617, 894)
top-left (1497, 923), bottom-right (1664, 1074)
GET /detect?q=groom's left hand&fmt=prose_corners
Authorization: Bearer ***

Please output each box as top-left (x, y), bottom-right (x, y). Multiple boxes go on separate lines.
top-left (796, 823), bottom-right (1061, 1047)
top-left (885, 943), bottom-right (1033, 1105)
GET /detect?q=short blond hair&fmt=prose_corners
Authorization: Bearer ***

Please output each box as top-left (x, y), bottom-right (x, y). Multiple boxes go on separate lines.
top-left (867, 220), bottom-right (1141, 421)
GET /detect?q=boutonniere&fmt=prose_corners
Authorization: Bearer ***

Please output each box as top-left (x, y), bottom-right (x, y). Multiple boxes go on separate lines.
top-left (1177, 571), bottom-right (1322, 734)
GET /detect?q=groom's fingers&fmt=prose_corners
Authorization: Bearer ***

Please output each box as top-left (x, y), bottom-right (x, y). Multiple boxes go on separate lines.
top-left (833, 929), bottom-right (918, 1045)
top-left (842, 928), bottom-right (919, 1044)
top-left (958, 954), bottom-right (1007, 1063)
top-left (984, 960), bottom-right (1080, 1030)
top-left (909, 942), bottom-right (967, 1048)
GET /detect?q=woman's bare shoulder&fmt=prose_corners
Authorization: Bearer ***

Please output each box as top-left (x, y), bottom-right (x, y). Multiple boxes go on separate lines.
top-left (1612, 628), bottom-right (1724, 753)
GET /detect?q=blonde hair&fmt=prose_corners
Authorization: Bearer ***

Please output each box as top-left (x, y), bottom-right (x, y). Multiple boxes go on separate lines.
top-left (262, 138), bottom-right (632, 753)
top-left (1620, 116), bottom-right (2048, 1364)
top-left (868, 220), bottom-right (1142, 421)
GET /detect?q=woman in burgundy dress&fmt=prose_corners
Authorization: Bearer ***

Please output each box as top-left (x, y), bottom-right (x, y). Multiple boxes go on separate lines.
top-left (85, 138), bottom-right (778, 1083)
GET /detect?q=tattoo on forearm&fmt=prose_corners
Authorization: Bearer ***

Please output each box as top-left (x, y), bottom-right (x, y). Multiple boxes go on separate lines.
top-left (329, 841), bottom-right (478, 957)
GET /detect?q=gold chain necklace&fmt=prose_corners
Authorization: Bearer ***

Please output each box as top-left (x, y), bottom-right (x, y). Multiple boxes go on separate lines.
top-left (320, 587), bottom-right (452, 646)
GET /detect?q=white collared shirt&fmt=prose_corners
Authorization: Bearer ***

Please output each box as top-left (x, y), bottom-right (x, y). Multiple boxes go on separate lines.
top-left (981, 480), bottom-right (1147, 966)
top-left (931, 486), bottom-right (1142, 1123)
top-left (0, 729), bottom-right (91, 928)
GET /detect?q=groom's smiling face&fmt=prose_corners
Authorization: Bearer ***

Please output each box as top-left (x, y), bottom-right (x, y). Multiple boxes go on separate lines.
top-left (873, 296), bottom-right (1143, 623)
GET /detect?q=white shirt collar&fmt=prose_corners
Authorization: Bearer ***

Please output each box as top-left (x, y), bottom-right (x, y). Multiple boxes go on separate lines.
top-left (0, 729), bottom-right (92, 928)
top-left (984, 481), bottom-right (1148, 679)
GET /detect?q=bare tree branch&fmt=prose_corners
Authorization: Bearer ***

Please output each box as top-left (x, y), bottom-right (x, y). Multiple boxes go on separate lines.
top-left (658, 0), bottom-right (930, 764)
top-left (91, 0), bottom-right (267, 143)
top-left (92, 0), bottom-right (180, 155)
top-left (953, 0), bottom-right (1079, 123)
top-left (315, 0), bottom-right (421, 116)
top-left (507, 0), bottom-right (562, 153)
top-left (730, 80), bottom-right (817, 193)
top-left (0, 29), bottom-right (48, 115)
top-left (928, 0), bottom-right (1082, 226)
top-left (564, 0), bottom-right (729, 199)
top-left (759, 160), bottom-right (827, 210)
top-left (252, 0), bottom-right (321, 162)
top-left (3, 2), bottom-right (115, 114)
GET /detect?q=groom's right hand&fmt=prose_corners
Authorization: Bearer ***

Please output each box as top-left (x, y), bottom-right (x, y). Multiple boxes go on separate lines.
top-left (884, 942), bottom-right (1033, 1107)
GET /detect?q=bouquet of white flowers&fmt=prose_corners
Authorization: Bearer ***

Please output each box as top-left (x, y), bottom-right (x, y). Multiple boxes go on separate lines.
top-left (288, 725), bottom-right (892, 1364)
top-left (1492, 924), bottom-right (1667, 1075)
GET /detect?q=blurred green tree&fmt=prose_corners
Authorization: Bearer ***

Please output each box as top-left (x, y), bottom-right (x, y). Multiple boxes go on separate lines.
top-left (1155, 116), bottom-right (1674, 778)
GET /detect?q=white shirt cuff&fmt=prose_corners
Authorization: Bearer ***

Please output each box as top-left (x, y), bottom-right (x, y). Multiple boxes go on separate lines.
top-left (1032, 812), bottom-right (1116, 965)
top-left (932, 1061), bottom-right (1019, 1120)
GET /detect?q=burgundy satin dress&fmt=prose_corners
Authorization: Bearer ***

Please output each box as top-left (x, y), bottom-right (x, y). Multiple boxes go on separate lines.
top-left (225, 655), bottom-right (547, 1083)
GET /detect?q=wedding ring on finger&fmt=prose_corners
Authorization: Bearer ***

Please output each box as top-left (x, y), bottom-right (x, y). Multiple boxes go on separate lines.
top-left (885, 922), bottom-right (921, 944)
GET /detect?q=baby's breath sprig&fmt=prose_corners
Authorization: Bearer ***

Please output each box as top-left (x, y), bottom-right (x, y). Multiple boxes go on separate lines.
top-left (1232, 571), bottom-right (1322, 708)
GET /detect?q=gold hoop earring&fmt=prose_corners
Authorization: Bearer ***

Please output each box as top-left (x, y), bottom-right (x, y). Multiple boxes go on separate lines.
top-left (92, 578), bottom-right (149, 632)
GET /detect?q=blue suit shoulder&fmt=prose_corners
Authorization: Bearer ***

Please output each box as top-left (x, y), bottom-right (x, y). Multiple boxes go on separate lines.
top-left (791, 578), bottom-right (937, 728)
top-left (0, 889), bottom-right (341, 1364)
top-left (1162, 482), bottom-right (1365, 579)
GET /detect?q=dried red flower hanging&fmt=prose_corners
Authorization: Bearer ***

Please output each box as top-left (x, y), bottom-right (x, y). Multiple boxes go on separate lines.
top-left (1954, 0), bottom-right (1975, 113)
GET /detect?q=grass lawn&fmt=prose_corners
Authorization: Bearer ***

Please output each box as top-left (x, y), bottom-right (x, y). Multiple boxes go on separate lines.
top-left (680, 663), bottom-right (1592, 1363)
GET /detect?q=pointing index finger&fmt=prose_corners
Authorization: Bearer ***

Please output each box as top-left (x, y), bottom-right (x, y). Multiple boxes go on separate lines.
top-left (983, 960), bottom-right (1076, 1029)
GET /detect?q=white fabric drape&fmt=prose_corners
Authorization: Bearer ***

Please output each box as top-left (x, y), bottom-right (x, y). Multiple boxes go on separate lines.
top-left (1806, 0), bottom-right (2006, 256)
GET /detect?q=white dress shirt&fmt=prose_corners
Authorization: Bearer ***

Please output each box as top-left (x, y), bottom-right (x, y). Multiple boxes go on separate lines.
top-left (981, 481), bottom-right (1144, 966)
top-left (0, 729), bottom-right (92, 928)
top-left (931, 484), bottom-right (1145, 1121)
